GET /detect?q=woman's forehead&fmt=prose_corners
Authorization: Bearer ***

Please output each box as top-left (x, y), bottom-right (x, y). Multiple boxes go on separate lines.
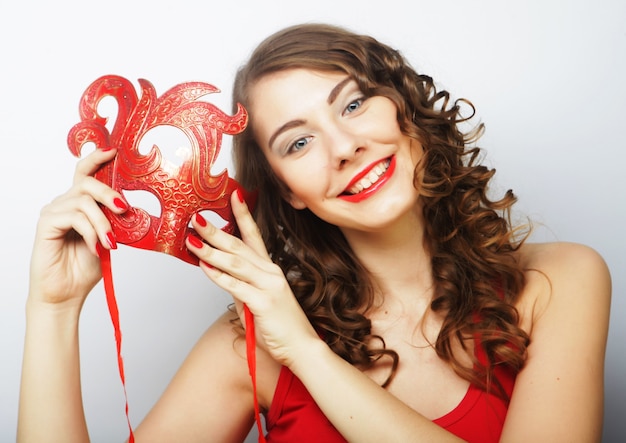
top-left (250, 69), bottom-right (349, 99)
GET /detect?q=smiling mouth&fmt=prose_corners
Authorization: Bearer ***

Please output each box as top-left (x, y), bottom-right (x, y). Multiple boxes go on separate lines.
top-left (342, 158), bottom-right (392, 196)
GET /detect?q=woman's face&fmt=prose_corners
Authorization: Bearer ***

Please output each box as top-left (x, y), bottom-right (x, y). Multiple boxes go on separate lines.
top-left (248, 69), bottom-right (423, 234)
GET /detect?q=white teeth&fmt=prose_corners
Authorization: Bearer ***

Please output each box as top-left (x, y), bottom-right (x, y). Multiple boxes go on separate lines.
top-left (348, 159), bottom-right (390, 194)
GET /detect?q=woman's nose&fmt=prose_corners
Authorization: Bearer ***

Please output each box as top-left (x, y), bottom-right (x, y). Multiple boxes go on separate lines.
top-left (327, 127), bottom-right (363, 169)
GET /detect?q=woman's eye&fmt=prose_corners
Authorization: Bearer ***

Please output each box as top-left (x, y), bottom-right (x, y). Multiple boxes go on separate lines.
top-left (288, 137), bottom-right (311, 153)
top-left (344, 98), bottom-right (364, 115)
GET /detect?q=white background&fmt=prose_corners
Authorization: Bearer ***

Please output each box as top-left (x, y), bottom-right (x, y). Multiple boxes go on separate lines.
top-left (1, 1), bottom-right (624, 442)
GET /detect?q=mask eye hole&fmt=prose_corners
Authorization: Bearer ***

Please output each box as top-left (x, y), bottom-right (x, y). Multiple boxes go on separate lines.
top-left (122, 190), bottom-right (162, 217)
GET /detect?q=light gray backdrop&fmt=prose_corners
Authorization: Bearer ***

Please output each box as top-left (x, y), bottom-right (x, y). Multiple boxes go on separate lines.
top-left (1, 1), bottom-right (624, 442)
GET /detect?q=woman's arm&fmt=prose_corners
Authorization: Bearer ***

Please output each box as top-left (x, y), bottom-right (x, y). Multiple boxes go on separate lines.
top-left (288, 338), bottom-right (465, 442)
top-left (19, 146), bottom-right (260, 442)
top-left (20, 303), bottom-right (259, 443)
top-left (500, 242), bottom-right (611, 442)
top-left (18, 147), bottom-right (125, 442)
top-left (19, 301), bottom-right (88, 443)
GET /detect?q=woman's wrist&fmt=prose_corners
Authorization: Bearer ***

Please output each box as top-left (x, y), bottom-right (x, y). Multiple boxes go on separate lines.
top-left (286, 335), bottom-right (334, 380)
top-left (25, 294), bottom-right (84, 325)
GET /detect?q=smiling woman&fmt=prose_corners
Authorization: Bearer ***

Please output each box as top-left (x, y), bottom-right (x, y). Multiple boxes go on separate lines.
top-left (228, 23), bottom-right (611, 442)
top-left (18, 22), bottom-right (611, 443)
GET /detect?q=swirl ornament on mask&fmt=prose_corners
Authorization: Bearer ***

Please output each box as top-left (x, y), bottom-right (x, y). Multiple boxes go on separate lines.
top-left (67, 75), bottom-right (253, 265)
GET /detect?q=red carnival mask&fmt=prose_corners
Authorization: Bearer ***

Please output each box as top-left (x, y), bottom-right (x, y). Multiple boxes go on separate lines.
top-left (67, 75), bottom-right (254, 265)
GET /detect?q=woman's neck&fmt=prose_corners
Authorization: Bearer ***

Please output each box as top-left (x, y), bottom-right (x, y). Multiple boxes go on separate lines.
top-left (342, 208), bottom-right (434, 309)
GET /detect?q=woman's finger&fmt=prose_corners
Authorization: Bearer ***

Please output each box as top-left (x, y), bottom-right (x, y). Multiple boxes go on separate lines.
top-left (73, 147), bottom-right (118, 183)
top-left (186, 232), bottom-right (257, 285)
top-left (69, 147), bottom-right (129, 218)
top-left (68, 175), bottom-right (129, 214)
top-left (43, 192), bottom-right (114, 252)
top-left (191, 213), bottom-right (273, 274)
top-left (230, 190), bottom-right (271, 259)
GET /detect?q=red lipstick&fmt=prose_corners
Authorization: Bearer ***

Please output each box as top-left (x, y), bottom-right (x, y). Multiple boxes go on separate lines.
top-left (339, 156), bottom-right (396, 203)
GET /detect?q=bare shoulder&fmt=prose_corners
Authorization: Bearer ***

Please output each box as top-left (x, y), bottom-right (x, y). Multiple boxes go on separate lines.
top-left (192, 309), bottom-right (282, 408)
top-left (501, 244), bottom-right (611, 440)
top-left (517, 241), bottom-right (609, 274)
top-left (514, 241), bottom-right (612, 331)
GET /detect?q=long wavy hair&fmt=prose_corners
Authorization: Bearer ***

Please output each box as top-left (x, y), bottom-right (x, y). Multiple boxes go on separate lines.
top-left (231, 23), bottom-right (530, 398)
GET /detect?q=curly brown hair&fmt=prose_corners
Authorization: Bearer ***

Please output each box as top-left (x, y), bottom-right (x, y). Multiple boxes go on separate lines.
top-left (231, 23), bottom-right (530, 398)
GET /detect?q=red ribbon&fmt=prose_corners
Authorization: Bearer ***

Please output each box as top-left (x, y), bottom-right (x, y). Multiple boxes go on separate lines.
top-left (99, 248), bottom-right (135, 443)
top-left (244, 304), bottom-right (267, 442)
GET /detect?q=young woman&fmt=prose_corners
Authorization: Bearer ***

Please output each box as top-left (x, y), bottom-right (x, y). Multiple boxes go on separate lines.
top-left (18, 23), bottom-right (611, 442)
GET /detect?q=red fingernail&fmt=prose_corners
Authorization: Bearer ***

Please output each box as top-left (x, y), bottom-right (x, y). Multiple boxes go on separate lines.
top-left (101, 146), bottom-right (115, 152)
top-left (201, 261), bottom-right (214, 269)
top-left (113, 198), bottom-right (128, 211)
top-left (236, 188), bottom-right (245, 203)
top-left (106, 232), bottom-right (117, 249)
top-left (195, 213), bottom-right (207, 227)
top-left (188, 235), bottom-right (204, 249)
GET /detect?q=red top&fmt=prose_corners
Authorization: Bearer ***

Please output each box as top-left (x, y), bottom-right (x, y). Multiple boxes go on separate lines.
top-left (264, 339), bottom-right (515, 443)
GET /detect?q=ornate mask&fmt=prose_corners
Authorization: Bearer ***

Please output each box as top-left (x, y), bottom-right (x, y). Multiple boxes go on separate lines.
top-left (67, 75), bottom-right (253, 265)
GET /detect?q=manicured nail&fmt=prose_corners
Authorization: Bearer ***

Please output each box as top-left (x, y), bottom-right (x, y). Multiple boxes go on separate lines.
top-left (101, 146), bottom-right (115, 152)
top-left (113, 198), bottom-right (128, 211)
top-left (236, 188), bottom-right (245, 203)
top-left (201, 261), bottom-right (214, 269)
top-left (106, 232), bottom-right (117, 250)
top-left (187, 235), bottom-right (204, 249)
top-left (195, 213), bottom-right (207, 227)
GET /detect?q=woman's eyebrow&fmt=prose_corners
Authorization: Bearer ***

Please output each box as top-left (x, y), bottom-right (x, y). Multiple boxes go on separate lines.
top-left (268, 119), bottom-right (306, 150)
top-left (327, 77), bottom-right (352, 104)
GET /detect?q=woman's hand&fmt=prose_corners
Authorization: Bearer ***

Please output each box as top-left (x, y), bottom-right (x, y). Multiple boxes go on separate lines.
top-left (28, 147), bottom-right (128, 308)
top-left (186, 190), bottom-right (319, 367)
